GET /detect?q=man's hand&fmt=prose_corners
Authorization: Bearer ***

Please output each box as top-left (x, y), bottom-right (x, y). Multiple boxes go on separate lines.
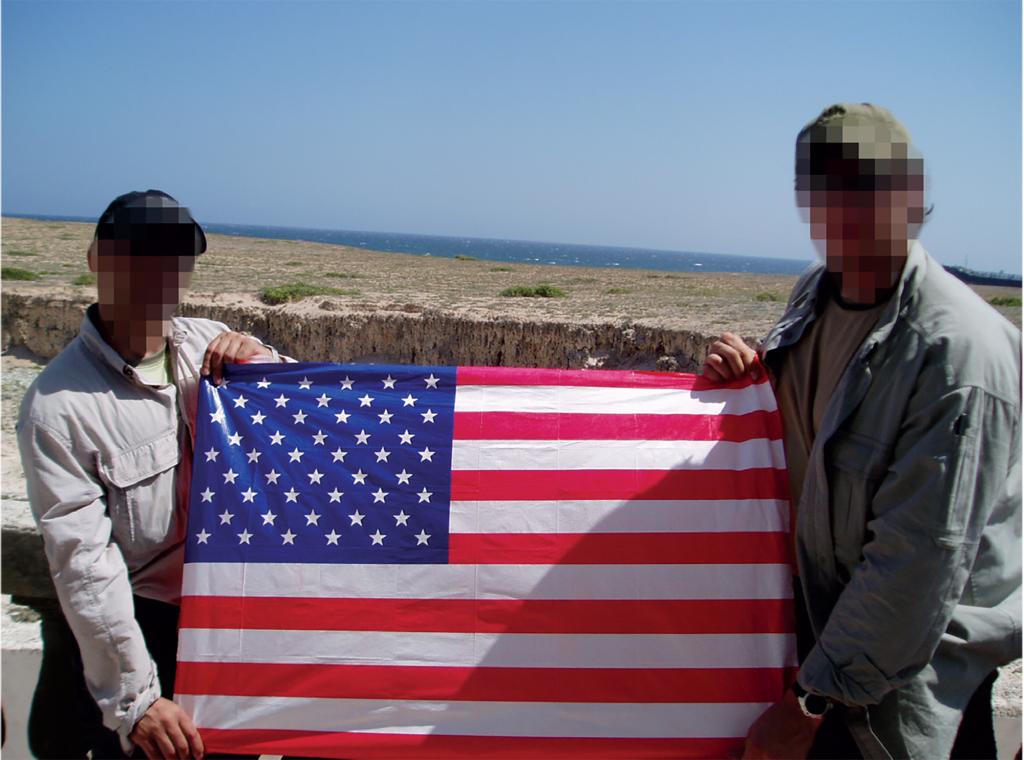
top-left (703, 332), bottom-right (761, 383)
top-left (741, 688), bottom-right (822, 759)
top-left (201, 331), bottom-right (275, 386)
top-left (129, 697), bottom-right (204, 759)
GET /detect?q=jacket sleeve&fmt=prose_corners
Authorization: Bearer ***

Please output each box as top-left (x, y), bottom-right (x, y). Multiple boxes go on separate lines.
top-left (797, 374), bottom-right (1021, 705)
top-left (17, 416), bottom-right (161, 749)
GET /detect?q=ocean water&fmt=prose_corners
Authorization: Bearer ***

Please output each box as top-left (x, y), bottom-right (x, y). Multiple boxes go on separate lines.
top-left (9, 214), bottom-right (812, 276)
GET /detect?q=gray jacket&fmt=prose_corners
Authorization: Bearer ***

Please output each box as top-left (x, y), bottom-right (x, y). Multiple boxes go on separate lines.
top-left (16, 308), bottom-right (281, 744)
top-left (761, 242), bottom-right (1021, 759)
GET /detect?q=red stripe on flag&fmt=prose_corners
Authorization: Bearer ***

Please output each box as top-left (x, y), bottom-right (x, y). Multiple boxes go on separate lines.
top-left (178, 597), bottom-right (795, 634)
top-left (447, 532), bottom-right (792, 565)
top-left (195, 728), bottom-right (745, 759)
top-left (452, 410), bottom-right (783, 442)
top-left (175, 662), bottom-right (794, 703)
top-left (456, 365), bottom-right (765, 391)
top-left (450, 468), bottom-right (789, 501)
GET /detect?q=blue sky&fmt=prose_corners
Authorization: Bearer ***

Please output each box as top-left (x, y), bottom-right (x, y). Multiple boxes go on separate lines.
top-left (3, 0), bottom-right (1020, 273)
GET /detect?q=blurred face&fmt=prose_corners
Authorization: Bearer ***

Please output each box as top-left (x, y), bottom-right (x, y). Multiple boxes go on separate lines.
top-left (796, 144), bottom-right (925, 303)
top-left (88, 239), bottom-right (195, 331)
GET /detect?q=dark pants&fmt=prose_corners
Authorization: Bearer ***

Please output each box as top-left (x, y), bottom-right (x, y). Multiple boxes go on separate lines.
top-left (795, 581), bottom-right (998, 760)
top-left (28, 595), bottom-right (180, 760)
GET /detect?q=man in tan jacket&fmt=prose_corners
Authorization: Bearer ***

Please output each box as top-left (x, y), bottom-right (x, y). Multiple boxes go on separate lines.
top-left (18, 190), bottom-right (290, 759)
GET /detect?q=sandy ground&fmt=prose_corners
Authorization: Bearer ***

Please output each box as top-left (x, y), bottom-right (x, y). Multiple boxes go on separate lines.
top-left (3, 216), bottom-right (1020, 338)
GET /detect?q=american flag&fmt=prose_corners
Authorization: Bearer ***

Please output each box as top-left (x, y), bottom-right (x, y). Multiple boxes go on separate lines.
top-left (175, 363), bottom-right (796, 758)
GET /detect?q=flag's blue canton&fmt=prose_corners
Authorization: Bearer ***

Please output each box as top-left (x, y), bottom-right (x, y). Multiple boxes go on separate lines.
top-left (185, 363), bottom-right (457, 564)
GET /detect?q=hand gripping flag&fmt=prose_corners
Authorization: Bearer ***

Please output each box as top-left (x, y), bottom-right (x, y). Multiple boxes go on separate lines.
top-left (175, 363), bottom-right (796, 758)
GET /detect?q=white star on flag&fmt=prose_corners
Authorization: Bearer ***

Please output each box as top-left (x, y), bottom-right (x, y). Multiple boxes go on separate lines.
top-left (292, 410), bottom-right (307, 424)
top-left (209, 408), bottom-right (225, 424)
top-left (424, 374), bottom-right (439, 388)
top-left (233, 395), bottom-right (248, 409)
top-left (246, 448), bottom-right (261, 463)
top-left (339, 376), bottom-right (353, 390)
top-left (358, 394), bottom-right (374, 407)
top-left (284, 488), bottom-right (299, 503)
top-left (269, 431), bottom-right (285, 445)
top-left (274, 394), bottom-right (289, 408)
top-left (370, 529), bottom-right (386, 545)
top-left (398, 430), bottom-right (415, 445)
top-left (328, 488), bottom-right (343, 503)
top-left (402, 394), bottom-right (417, 407)
top-left (378, 410), bottom-right (393, 424)
top-left (325, 530), bottom-right (341, 545)
top-left (218, 510), bottom-right (234, 525)
top-left (241, 488), bottom-right (258, 503)
top-left (205, 447), bottom-right (219, 462)
top-left (421, 409), bottom-right (437, 423)
top-left (352, 469), bottom-right (367, 485)
top-left (223, 469), bottom-right (238, 484)
top-left (417, 488), bottom-right (432, 503)
top-left (261, 510), bottom-right (277, 526)
top-left (227, 432), bottom-right (243, 446)
top-left (375, 447), bottom-right (391, 463)
top-left (265, 469), bottom-right (281, 485)
top-left (298, 377), bottom-right (312, 389)
top-left (281, 530), bottom-right (297, 545)
top-left (288, 448), bottom-right (304, 462)
top-left (415, 529), bottom-right (431, 545)
top-left (250, 410), bottom-right (266, 425)
top-left (382, 375), bottom-right (396, 389)
top-left (334, 410), bottom-right (351, 424)
top-left (354, 430), bottom-right (371, 445)
top-left (196, 529), bottom-right (211, 544)
top-left (316, 394), bottom-right (331, 407)
top-left (237, 529), bottom-right (252, 544)
top-left (312, 430), bottom-right (327, 445)
top-left (394, 511), bottom-right (410, 526)
top-left (305, 511), bottom-right (321, 526)
top-left (307, 469), bottom-right (324, 485)
top-left (349, 510), bottom-right (364, 526)
top-left (419, 447), bottom-right (435, 462)
top-left (331, 448), bottom-right (347, 463)
top-left (256, 377), bottom-right (271, 389)
top-left (200, 488), bottom-right (214, 503)
top-left (396, 469), bottom-right (412, 485)
top-left (372, 488), bottom-right (388, 503)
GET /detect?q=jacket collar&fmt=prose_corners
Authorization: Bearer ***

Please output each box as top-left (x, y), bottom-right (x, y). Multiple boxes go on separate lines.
top-left (80, 304), bottom-right (191, 386)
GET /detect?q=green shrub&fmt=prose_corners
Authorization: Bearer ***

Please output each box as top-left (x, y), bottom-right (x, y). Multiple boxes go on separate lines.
top-left (989, 296), bottom-right (1022, 307)
top-left (325, 271), bottom-right (360, 279)
top-left (500, 283), bottom-right (567, 298)
top-left (5, 249), bottom-right (37, 257)
top-left (1, 267), bottom-right (40, 281)
top-left (454, 254), bottom-right (479, 261)
top-left (260, 282), bottom-right (360, 305)
top-left (755, 292), bottom-right (782, 302)
top-left (73, 273), bottom-right (97, 286)
top-left (489, 266), bottom-right (514, 272)
top-left (283, 260), bottom-right (305, 267)
top-left (604, 287), bottom-right (632, 295)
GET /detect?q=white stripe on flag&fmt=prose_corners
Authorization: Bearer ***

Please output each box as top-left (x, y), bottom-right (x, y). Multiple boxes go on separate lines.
top-left (453, 385), bottom-right (776, 416)
top-left (178, 693), bottom-right (773, 738)
top-left (450, 439), bottom-right (786, 471)
top-left (178, 630), bottom-right (796, 668)
top-left (449, 499), bottom-right (789, 534)
top-left (182, 562), bottom-right (794, 601)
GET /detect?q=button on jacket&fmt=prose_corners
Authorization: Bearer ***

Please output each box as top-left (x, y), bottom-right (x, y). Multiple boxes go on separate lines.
top-left (761, 242), bottom-right (1021, 759)
top-left (17, 307), bottom-right (283, 745)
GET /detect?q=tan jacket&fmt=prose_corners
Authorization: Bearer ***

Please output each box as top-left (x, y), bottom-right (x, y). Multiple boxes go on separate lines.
top-left (17, 306), bottom-right (283, 744)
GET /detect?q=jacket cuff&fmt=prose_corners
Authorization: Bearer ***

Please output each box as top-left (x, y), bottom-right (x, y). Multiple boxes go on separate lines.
top-left (110, 664), bottom-right (162, 753)
top-left (799, 641), bottom-right (892, 706)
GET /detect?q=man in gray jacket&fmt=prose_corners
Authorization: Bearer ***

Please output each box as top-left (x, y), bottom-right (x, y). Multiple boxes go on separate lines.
top-left (705, 104), bottom-right (1020, 759)
top-left (18, 190), bottom-right (289, 759)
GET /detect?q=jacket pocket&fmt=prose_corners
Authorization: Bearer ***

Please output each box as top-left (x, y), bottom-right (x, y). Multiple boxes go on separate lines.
top-left (97, 430), bottom-right (180, 552)
top-left (827, 431), bottom-right (891, 581)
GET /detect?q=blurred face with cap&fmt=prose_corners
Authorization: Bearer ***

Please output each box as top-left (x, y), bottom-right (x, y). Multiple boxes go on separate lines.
top-left (87, 190), bottom-right (207, 361)
top-left (794, 104), bottom-right (926, 305)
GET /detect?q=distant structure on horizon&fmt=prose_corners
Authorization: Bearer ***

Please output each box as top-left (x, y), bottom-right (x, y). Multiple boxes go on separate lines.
top-left (944, 266), bottom-right (1022, 289)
